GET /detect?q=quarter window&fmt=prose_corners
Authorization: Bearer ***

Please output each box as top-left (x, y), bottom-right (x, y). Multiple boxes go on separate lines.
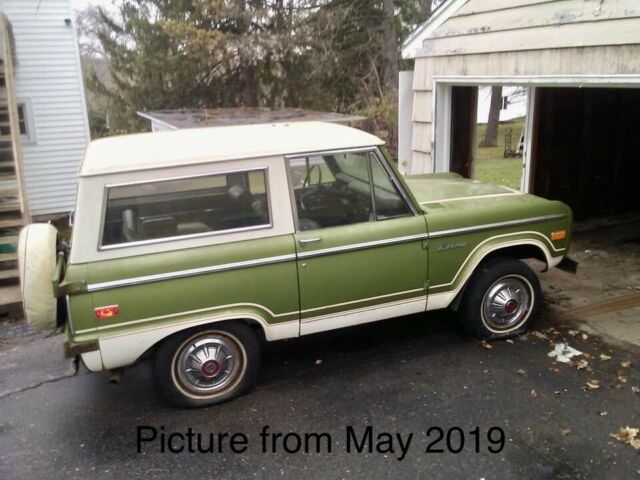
top-left (287, 151), bottom-right (411, 231)
top-left (101, 169), bottom-right (270, 247)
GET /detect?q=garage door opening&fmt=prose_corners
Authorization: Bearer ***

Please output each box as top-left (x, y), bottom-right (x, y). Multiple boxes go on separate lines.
top-left (530, 87), bottom-right (640, 220)
top-left (449, 85), bottom-right (528, 191)
top-left (443, 83), bottom-right (640, 220)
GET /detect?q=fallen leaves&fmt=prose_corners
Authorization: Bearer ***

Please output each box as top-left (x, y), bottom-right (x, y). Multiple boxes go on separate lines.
top-left (560, 428), bottom-right (571, 437)
top-left (479, 340), bottom-right (492, 350)
top-left (585, 379), bottom-right (601, 390)
top-left (516, 368), bottom-right (526, 375)
top-left (505, 339), bottom-right (514, 345)
top-left (599, 354), bottom-right (611, 361)
top-left (530, 331), bottom-right (549, 340)
top-left (530, 389), bottom-right (538, 398)
top-left (314, 359), bottom-right (323, 366)
top-left (610, 427), bottom-right (640, 450)
top-left (620, 361), bottom-right (631, 368)
top-left (599, 411), bottom-right (608, 417)
top-left (575, 359), bottom-right (590, 370)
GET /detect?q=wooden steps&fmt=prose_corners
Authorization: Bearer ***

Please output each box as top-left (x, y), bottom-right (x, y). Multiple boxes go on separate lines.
top-left (0, 218), bottom-right (22, 229)
top-left (0, 202), bottom-right (20, 213)
top-left (0, 234), bottom-right (17, 244)
top-left (0, 268), bottom-right (18, 280)
top-left (0, 24), bottom-right (26, 317)
top-left (0, 252), bottom-right (16, 262)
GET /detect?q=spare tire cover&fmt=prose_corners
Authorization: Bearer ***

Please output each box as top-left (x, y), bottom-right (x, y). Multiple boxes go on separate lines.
top-left (18, 223), bottom-right (58, 331)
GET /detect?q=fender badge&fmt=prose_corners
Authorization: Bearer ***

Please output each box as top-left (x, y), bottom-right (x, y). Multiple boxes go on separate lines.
top-left (437, 241), bottom-right (467, 252)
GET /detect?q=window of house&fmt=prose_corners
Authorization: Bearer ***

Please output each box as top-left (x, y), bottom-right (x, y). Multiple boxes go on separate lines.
top-left (287, 151), bottom-right (411, 231)
top-left (101, 169), bottom-right (271, 247)
top-left (17, 104), bottom-right (28, 136)
top-left (2, 102), bottom-right (36, 142)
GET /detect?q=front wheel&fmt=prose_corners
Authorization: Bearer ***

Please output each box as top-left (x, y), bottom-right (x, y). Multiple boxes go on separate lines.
top-left (154, 322), bottom-right (260, 408)
top-left (459, 257), bottom-right (541, 339)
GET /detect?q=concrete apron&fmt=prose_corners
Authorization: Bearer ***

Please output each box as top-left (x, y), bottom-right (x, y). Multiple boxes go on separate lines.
top-left (540, 217), bottom-right (640, 349)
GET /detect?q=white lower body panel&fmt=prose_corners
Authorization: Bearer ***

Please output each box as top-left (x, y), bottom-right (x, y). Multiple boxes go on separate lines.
top-left (300, 297), bottom-right (427, 336)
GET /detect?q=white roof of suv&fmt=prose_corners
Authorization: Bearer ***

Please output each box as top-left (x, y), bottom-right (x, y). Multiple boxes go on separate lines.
top-left (79, 121), bottom-right (384, 177)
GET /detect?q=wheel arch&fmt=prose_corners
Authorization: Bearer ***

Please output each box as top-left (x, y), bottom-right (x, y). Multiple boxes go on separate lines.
top-left (99, 312), bottom-right (297, 371)
top-left (447, 240), bottom-right (556, 311)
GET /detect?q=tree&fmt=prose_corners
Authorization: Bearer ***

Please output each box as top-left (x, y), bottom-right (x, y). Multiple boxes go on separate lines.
top-left (80, 0), bottom-right (448, 140)
top-left (481, 85), bottom-right (503, 148)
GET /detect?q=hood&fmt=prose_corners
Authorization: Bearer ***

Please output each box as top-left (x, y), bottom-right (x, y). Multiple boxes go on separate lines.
top-left (404, 173), bottom-right (518, 206)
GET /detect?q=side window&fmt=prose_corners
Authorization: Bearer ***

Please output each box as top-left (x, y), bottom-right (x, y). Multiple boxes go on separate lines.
top-left (288, 153), bottom-right (372, 231)
top-left (287, 151), bottom-right (411, 231)
top-left (101, 169), bottom-right (270, 247)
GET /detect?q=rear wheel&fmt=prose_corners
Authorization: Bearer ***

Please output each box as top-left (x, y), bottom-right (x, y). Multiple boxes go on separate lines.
top-left (154, 322), bottom-right (260, 408)
top-left (459, 257), bottom-right (541, 339)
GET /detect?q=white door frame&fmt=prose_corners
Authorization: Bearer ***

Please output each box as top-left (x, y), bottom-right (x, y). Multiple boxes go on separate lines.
top-left (431, 75), bottom-right (640, 192)
top-left (521, 87), bottom-right (536, 192)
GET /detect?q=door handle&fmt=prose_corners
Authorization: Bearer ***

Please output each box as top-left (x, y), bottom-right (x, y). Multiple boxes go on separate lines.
top-left (298, 237), bottom-right (321, 245)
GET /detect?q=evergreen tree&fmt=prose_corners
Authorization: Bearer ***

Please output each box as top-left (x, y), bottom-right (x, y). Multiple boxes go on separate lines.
top-left (83, 0), bottom-right (441, 143)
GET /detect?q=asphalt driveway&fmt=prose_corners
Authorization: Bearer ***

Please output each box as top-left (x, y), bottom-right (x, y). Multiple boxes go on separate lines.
top-left (0, 307), bottom-right (638, 480)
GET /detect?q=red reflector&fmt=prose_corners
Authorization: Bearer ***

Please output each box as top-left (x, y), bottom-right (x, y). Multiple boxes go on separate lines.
top-left (95, 305), bottom-right (119, 319)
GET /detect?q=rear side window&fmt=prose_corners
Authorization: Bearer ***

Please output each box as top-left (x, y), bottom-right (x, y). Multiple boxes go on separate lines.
top-left (100, 169), bottom-right (270, 247)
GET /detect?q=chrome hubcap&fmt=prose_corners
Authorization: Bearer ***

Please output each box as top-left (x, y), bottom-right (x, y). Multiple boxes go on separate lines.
top-left (482, 276), bottom-right (532, 331)
top-left (175, 334), bottom-right (242, 395)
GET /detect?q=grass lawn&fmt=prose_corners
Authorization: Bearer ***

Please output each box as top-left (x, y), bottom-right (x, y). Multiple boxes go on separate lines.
top-left (475, 117), bottom-right (525, 190)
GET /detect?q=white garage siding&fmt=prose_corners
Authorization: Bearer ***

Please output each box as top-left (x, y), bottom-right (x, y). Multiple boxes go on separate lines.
top-left (1, 0), bottom-right (90, 215)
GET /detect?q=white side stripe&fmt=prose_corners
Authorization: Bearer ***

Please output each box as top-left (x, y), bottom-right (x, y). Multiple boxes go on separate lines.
top-left (430, 232), bottom-right (564, 290)
top-left (75, 302), bottom-right (299, 334)
top-left (87, 253), bottom-right (297, 292)
top-left (296, 233), bottom-right (429, 259)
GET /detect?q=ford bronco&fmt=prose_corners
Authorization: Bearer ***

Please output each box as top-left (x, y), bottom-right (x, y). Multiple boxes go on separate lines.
top-left (18, 122), bottom-right (574, 407)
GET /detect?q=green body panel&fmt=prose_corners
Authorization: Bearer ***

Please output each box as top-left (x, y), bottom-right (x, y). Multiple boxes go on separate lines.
top-left (404, 173), bottom-right (572, 294)
top-left (69, 234), bottom-right (299, 339)
top-left (295, 216), bottom-right (428, 318)
top-left (63, 263), bottom-right (98, 342)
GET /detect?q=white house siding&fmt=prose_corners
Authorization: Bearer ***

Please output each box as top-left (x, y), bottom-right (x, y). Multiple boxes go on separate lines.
top-left (477, 86), bottom-right (526, 124)
top-left (1, 0), bottom-right (90, 215)
top-left (405, 0), bottom-right (640, 173)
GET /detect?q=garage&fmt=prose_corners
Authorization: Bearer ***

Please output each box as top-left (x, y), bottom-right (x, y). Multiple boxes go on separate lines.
top-left (399, 0), bottom-right (640, 220)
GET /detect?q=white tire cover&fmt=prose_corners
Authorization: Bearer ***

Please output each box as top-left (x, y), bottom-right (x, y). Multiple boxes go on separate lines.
top-left (18, 223), bottom-right (58, 331)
